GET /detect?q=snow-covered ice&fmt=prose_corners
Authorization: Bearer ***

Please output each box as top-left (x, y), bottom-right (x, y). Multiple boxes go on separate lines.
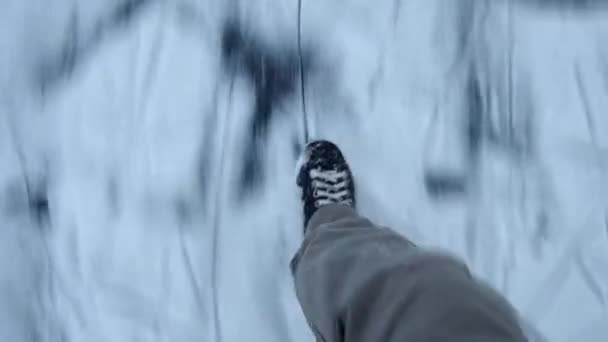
top-left (1, 0), bottom-right (607, 341)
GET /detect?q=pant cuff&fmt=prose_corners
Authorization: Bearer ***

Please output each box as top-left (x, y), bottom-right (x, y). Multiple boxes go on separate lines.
top-left (306, 204), bottom-right (358, 233)
top-left (292, 204), bottom-right (358, 275)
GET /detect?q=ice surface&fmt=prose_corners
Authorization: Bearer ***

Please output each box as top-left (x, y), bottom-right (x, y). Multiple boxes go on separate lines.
top-left (1, 0), bottom-right (607, 341)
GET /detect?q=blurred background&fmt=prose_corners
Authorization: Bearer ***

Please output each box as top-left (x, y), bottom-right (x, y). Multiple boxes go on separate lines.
top-left (1, 0), bottom-right (607, 341)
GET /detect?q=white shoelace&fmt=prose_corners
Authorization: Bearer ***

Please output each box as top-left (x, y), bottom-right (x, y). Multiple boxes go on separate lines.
top-left (309, 169), bottom-right (352, 207)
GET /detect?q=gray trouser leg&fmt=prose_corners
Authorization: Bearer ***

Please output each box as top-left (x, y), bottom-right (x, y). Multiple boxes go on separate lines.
top-left (291, 204), bottom-right (527, 342)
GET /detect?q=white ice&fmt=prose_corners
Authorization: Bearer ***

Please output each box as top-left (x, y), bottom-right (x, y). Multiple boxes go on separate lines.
top-left (1, 0), bottom-right (607, 341)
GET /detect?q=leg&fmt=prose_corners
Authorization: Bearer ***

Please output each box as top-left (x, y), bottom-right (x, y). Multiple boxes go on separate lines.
top-left (292, 140), bottom-right (527, 342)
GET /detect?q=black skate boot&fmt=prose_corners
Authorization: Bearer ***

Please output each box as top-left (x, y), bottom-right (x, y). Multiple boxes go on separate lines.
top-left (296, 140), bottom-right (356, 231)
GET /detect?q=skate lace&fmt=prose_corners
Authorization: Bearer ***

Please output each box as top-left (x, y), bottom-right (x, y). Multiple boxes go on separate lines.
top-left (310, 168), bottom-right (352, 207)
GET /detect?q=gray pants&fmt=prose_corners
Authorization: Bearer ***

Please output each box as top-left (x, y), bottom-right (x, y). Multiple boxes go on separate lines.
top-left (291, 204), bottom-right (528, 342)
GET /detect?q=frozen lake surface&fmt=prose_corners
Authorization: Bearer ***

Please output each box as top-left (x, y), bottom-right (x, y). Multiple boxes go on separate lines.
top-left (1, 1), bottom-right (607, 341)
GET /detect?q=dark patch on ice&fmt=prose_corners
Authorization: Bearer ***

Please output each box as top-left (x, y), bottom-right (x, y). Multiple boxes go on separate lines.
top-left (392, 0), bottom-right (403, 27)
top-left (29, 180), bottom-right (50, 225)
top-left (292, 135), bottom-right (302, 162)
top-left (174, 198), bottom-right (191, 225)
top-left (465, 70), bottom-right (483, 164)
top-left (38, 0), bottom-right (152, 92)
top-left (221, 21), bottom-right (306, 196)
top-left (464, 66), bottom-right (535, 162)
top-left (483, 82), bottom-right (534, 159)
top-left (31, 194), bottom-right (49, 224)
top-left (38, 12), bottom-right (80, 90)
top-left (424, 171), bottom-right (467, 198)
top-left (451, 0), bottom-right (477, 61)
top-left (238, 144), bottom-right (259, 193)
top-left (110, 0), bottom-right (150, 25)
top-left (531, 210), bottom-right (550, 256)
